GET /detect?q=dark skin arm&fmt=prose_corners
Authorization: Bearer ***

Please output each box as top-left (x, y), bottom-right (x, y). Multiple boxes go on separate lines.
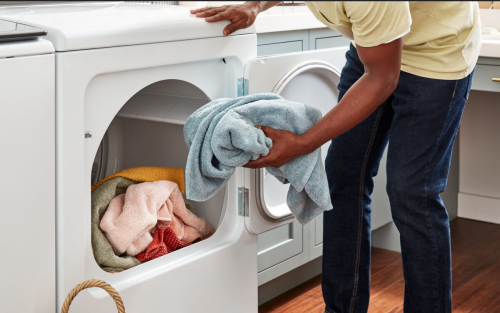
top-left (191, 2), bottom-right (403, 169)
top-left (245, 38), bottom-right (402, 168)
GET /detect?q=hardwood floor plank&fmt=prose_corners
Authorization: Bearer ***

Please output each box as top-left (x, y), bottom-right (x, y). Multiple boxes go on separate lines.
top-left (371, 248), bottom-right (401, 276)
top-left (311, 306), bottom-right (326, 313)
top-left (388, 303), bottom-right (404, 313)
top-left (269, 296), bottom-right (325, 313)
top-left (259, 218), bottom-right (500, 313)
top-left (452, 255), bottom-right (496, 293)
top-left (469, 290), bottom-right (500, 313)
top-left (451, 219), bottom-right (500, 260)
top-left (368, 282), bottom-right (405, 313)
top-left (370, 257), bottom-right (404, 299)
top-left (452, 261), bottom-right (500, 313)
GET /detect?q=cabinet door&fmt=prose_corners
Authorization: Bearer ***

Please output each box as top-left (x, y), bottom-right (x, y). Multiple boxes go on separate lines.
top-left (257, 30), bottom-right (309, 56)
top-left (309, 28), bottom-right (352, 50)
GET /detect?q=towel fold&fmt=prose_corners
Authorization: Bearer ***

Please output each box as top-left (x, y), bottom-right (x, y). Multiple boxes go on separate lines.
top-left (136, 226), bottom-right (192, 262)
top-left (91, 166), bottom-right (185, 193)
top-left (91, 177), bottom-right (141, 273)
top-left (184, 93), bottom-right (332, 225)
top-left (100, 180), bottom-right (215, 256)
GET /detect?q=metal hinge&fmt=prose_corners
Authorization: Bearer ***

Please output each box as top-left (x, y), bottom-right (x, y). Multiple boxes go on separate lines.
top-left (238, 187), bottom-right (249, 217)
top-left (237, 78), bottom-right (248, 97)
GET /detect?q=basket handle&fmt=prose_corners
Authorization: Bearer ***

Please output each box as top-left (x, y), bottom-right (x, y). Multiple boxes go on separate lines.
top-left (61, 279), bottom-right (125, 313)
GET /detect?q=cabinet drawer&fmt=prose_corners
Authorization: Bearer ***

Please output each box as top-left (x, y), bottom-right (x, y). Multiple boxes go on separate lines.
top-left (315, 36), bottom-right (351, 50)
top-left (257, 41), bottom-right (303, 56)
top-left (258, 221), bottom-right (303, 273)
top-left (471, 64), bottom-right (500, 93)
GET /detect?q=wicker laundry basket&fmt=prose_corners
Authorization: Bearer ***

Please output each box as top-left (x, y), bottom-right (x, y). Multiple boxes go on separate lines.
top-left (61, 279), bottom-right (125, 313)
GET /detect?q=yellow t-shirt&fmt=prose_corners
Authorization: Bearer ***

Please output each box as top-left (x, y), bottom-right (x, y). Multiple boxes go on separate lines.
top-left (305, 1), bottom-right (481, 80)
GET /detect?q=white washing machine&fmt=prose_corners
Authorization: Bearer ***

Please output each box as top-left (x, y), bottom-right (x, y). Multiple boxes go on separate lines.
top-left (0, 37), bottom-right (56, 312)
top-left (0, 2), bottom-right (347, 312)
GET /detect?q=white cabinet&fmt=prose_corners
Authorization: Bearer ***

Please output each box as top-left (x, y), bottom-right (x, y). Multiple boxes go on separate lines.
top-left (459, 57), bottom-right (500, 223)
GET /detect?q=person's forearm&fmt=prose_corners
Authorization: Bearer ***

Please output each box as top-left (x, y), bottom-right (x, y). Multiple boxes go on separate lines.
top-left (298, 71), bottom-right (398, 155)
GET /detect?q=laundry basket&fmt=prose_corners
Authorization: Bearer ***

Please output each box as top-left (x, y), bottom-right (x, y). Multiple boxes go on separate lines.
top-left (61, 279), bottom-right (125, 313)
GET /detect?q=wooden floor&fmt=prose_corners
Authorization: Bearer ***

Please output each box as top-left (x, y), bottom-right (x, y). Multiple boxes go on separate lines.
top-left (258, 218), bottom-right (500, 313)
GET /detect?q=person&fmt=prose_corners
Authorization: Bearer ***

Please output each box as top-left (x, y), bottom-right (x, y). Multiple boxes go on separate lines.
top-left (192, 2), bottom-right (481, 313)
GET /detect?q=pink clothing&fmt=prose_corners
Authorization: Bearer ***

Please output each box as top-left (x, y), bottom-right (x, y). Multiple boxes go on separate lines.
top-left (100, 180), bottom-right (215, 256)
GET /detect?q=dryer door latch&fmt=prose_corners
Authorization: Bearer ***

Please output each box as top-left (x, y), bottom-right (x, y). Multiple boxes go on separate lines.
top-left (238, 187), bottom-right (249, 217)
top-left (85, 131), bottom-right (92, 139)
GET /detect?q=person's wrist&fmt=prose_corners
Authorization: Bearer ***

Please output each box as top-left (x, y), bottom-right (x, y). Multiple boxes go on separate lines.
top-left (244, 1), bottom-right (264, 14)
top-left (296, 133), bottom-right (314, 157)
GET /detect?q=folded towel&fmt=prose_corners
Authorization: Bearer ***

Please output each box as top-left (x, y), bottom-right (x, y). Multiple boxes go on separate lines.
top-left (100, 180), bottom-right (215, 256)
top-left (184, 93), bottom-right (332, 225)
top-left (91, 166), bottom-right (185, 193)
top-left (91, 177), bottom-right (141, 273)
top-left (136, 226), bottom-right (192, 262)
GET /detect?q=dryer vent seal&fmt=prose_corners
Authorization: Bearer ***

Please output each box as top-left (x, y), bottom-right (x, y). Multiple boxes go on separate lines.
top-left (272, 60), bottom-right (341, 95)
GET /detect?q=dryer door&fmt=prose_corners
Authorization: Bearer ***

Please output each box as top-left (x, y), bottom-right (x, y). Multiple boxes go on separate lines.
top-left (244, 47), bottom-right (347, 234)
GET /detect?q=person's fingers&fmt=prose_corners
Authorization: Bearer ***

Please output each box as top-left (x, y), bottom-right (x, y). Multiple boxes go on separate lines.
top-left (243, 160), bottom-right (258, 168)
top-left (244, 157), bottom-right (267, 169)
top-left (256, 125), bottom-right (277, 138)
top-left (190, 6), bottom-right (219, 14)
top-left (190, 7), bottom-right (211, 14)
top-left (223, 19), bottom-right (248, 36)
top-left (206, 10), bottom-right (232, 22)
top-left (195, 7), bottom-right (225, 18)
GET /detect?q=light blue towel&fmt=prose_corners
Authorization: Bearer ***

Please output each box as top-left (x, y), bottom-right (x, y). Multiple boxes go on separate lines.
top-left (183, 93), bottom-right (332, 225)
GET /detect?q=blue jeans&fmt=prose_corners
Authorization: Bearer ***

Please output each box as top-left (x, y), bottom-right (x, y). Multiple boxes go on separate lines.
top-left (322, 44), bottom-right (474, 313)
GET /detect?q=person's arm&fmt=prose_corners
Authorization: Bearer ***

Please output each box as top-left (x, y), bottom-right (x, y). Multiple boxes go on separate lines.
top-left (245, 38), bottom-right (403, 169)
top-left (190, 1), bottom-right (282, 36)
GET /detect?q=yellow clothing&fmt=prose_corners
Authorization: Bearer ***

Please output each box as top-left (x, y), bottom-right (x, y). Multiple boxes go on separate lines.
top-left (91, 166), bottom-right (185, 193)
top-left (305, 1), bottom-right (481, 80)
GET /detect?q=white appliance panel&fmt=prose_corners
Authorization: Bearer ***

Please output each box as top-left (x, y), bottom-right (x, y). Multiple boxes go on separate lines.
top-left (55, 35), bottom-right (259, 313)
top-left (0, 49), bottom-right (55, 312)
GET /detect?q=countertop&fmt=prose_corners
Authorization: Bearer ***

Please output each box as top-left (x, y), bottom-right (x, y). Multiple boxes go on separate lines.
top-left (203, 2), bottom-right (326, 33)
top-left (479, 9), bottom-right (500, 59)
top-left (201, 2), bottom-right (500, 59)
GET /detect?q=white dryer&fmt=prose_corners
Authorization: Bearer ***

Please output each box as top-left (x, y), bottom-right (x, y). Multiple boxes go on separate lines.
top-left (0, 2), bottom-right (347, 312)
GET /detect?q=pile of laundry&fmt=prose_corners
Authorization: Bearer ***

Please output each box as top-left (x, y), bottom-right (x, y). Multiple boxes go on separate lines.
top-left (91, 166), bottom-right (215, 273)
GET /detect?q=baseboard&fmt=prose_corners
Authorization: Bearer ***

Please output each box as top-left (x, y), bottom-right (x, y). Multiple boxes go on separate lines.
top-left (458, 193), bottom-right (500, 224)
top-left (258, 257), bottom-right (322, 306)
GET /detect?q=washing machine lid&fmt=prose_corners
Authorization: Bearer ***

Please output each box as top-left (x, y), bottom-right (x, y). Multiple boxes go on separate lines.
top-left (243, 46), bottom-right (348, 235)
top-left (0, 2), bottom-right (254, 52)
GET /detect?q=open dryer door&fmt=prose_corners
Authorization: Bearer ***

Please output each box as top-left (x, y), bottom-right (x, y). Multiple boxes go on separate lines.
top-left (243, 47), bottom-right (348, 235)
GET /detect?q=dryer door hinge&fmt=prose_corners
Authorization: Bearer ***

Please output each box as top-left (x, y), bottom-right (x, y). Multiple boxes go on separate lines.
top-left (237, 78), bottom-right (248, 97)
top-left (238, 187), bottom-right (249, 217)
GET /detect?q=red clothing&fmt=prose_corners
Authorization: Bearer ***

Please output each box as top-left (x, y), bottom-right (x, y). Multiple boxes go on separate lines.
top-left (137, 226), bottom-right (191, 262)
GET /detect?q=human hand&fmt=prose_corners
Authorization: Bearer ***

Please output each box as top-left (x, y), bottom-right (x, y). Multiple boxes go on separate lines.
top-left (190, 2), bottom-right (262, 36)
top-left (244, 126), bottom-right (307, 169)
